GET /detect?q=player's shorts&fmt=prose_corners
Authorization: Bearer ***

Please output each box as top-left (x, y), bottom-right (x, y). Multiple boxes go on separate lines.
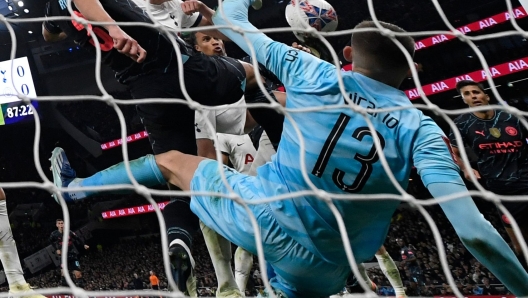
top-left (195, 97), bottom-right (247, 140)
top-left (487, 181), bottom-right (528, 228)
top-left (189, 159), bottom-right (350, 298)
top-left (61, 258), bottom-right (81, 271)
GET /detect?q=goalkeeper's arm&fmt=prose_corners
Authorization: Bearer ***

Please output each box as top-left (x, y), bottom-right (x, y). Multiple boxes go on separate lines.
top-left (413, 118), bottom-right (528, 295)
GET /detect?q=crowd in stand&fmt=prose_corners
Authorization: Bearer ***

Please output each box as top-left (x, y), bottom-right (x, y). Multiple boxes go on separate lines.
top-left (5, 237), bottom-right (265, 297)
top-left (0, 203), bottom-right (514, 297)
top-left (368, 207), bottom-right (510, 296)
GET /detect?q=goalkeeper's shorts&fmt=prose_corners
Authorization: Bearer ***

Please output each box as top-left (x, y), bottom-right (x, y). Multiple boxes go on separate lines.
top-left (189, 159), bottom-right (350, 298)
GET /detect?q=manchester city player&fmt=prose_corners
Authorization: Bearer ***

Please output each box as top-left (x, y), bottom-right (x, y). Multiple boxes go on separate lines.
top-left (50, 0), bottom-right (528, 297)
top-left (449, 80), bottom-right (528, 259)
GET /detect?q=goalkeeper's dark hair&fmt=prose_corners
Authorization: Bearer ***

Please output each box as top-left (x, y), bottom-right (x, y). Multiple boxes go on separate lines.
top-left (455, 80), bottom-right (486, 94)
top-left (352, 21), bottom-right (415, 71)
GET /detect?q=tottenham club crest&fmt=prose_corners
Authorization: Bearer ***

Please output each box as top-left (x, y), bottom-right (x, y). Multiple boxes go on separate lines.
top-left (489, 127), bottom-right (501, 138)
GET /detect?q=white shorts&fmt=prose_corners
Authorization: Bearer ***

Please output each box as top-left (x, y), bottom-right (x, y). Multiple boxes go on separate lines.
top-left (195, 97), bottom-right (247, 140)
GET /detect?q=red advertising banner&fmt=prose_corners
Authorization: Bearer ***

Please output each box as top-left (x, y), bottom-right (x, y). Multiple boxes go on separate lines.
top-left (405, 56), bottom-right (528, 100)
top-left (415, 7), bottom-right (527, 51)
top-left (101, 201), bottom-right (170, 219)
top-left (100, 131), bottom-right (149, 150)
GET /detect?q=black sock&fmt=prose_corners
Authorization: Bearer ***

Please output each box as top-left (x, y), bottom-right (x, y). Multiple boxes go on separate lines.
top-left (163, 197), bottom-right (199, 248)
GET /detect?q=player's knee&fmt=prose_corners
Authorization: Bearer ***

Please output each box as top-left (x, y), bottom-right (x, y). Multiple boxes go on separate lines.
top-left (155, 151), bottom-right (185, 179)
top-left (0, 188), bottom-right (5, 201)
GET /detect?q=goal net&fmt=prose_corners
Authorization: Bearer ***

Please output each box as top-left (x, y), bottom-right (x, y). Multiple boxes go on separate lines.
top-left (0, 0), bottom-right (528, 297)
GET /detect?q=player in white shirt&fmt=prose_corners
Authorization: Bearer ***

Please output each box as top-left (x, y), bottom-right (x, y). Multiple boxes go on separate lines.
top-left (216, 134), bottom-right (256, 175)
top-left (217, 133), bottom-right (256, 294)
top-left (132, 0), bottom-right (204, 32)
top-left (0, 188), bottom-right (46, 298)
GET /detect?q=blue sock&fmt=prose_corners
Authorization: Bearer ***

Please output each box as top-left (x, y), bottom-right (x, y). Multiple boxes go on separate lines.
top-left (67, 155), bottom-right (166, 200)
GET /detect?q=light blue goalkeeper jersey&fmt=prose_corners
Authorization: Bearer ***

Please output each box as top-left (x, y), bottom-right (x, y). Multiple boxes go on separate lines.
top-left (254, 44), bottom-right (461, 265)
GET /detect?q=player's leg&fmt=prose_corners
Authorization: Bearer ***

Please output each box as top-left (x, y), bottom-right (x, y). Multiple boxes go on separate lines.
top-left (50, 148), bottom-right (166, 202)
top-left (0, 189), bottom-right (45, 298)
top-left (200, 221), bottom-right (241, 297)
top-left (355, 263), bottom-right (378, 292)
top-left (234, 246), bottom-right (253, 293)
top-left (181, 159), bottom-right (354, 297)
top-left (136, 108), bottom-right (200, 297)
top-left (375, 246), bottom-right (406, 297)
top-left (194, 109), bottom-right (243, 297)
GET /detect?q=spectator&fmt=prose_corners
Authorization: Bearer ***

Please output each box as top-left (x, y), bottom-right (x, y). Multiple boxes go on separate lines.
top-left (133, 273), bottom-right (144, 290)
top-left (149, 271), bottom-right (159, 290)
top-left (482, 277), bottom-right (499, 295)
top-left (396, 238), bottom-right (423, 288)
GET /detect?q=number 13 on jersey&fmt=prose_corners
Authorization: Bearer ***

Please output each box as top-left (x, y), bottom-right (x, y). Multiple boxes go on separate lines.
top-left (312, 113), bottom-right (386, 193)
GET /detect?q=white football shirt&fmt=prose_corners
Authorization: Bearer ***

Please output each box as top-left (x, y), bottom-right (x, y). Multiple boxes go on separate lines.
top-left (216, 134), bottom-right (256, 174)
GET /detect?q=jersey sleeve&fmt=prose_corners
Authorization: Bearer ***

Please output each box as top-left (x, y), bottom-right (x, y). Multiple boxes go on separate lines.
top-left (263, 41), bottom-right (336, 89)
top-left (413, 116), bottom-right (462, 188)
top-left (166, 0), bottom-right (202, 28)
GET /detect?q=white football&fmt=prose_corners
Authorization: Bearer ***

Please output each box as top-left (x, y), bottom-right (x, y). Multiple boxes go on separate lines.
top-left (285, 0), bottom-right (338, 42)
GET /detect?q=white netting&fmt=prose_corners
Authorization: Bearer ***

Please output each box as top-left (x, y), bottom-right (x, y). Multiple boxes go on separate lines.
top-left (0, 0), bottom-right (528, 297)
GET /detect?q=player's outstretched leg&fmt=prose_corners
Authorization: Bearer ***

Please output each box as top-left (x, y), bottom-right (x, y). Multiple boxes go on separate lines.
top-left (50, 147), bottom-right (166, 202)
top-left (168, 238), bottom-right (197, 297)
top-left (0, 189), bottom-right (45, 298)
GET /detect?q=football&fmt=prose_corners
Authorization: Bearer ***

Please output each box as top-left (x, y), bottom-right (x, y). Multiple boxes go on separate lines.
top-left (285, 0), bottom-right (338, 42)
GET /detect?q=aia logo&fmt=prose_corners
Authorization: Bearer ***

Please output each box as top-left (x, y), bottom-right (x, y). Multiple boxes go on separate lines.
top-left (505, 126), bottom-right (518, 136)
top-left (475, 130), bottom-right (485, 137)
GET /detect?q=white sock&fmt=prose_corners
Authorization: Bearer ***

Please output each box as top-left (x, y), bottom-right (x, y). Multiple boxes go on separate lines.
top-left (357, 263), bottom-right (373, 287)
top-left (234, 247), bottom-right (253, 292)
top-left (375, 252), bottom-right (406, 297)
top-left (200, 221), bottom-right (239, 294)
top-left (0, 201), bottom-right (26, 287)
